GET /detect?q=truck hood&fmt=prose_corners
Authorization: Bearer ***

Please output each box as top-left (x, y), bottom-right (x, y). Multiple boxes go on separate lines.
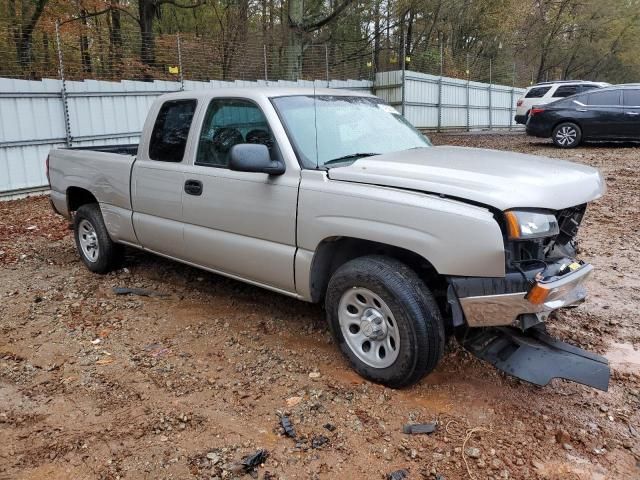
top-left (327, 146), bottom-right (605, 211)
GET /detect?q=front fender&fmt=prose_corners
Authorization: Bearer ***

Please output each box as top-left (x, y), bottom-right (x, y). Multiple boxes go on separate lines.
top-left (297, 170), bottom-right (506, 278)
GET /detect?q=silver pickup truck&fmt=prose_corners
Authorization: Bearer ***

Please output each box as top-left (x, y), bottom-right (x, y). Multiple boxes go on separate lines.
top-left (48, 88), bottom-right (610, 390)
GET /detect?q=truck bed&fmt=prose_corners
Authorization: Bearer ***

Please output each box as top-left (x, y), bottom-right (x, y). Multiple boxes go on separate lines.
top-left (66, 144), bottom-right (138, 156)
top-left (49, 144), bottom-right (137, 217)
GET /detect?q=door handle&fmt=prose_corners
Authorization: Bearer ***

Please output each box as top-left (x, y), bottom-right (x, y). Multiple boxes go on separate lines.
top-left (576, 108), bottom-right (588, 112)
top-left (625, 111), bottom-right (640, 116)
top-left (184, 179), bottom-right (203, 196)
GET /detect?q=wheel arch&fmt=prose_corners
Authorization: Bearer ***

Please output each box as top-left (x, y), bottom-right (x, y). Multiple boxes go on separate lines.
top-left (66, 186), bottom-right (99, 213)
top-left (308, 236), bottom-right (448, 307)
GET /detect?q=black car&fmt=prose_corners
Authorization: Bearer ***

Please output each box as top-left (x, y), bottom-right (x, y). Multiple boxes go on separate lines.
top-left (526, 84), bottom-right (640, 148)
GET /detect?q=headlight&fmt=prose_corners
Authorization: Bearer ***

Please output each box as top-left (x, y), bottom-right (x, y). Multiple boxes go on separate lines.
top-left (504, 210), bottom-right (559, 240)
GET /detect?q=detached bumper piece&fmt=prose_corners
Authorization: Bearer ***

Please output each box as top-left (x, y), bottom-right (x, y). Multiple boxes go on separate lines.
top-left (461, 325), bottom-right (610, 391)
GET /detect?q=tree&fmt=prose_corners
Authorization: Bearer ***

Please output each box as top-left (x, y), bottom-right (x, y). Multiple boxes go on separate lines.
top-left (286, 0), bottom-right (354, 79)
top-left (137, 0), bottom-right (205, 66)
top-left (9, 0), bottom-right (50, 72)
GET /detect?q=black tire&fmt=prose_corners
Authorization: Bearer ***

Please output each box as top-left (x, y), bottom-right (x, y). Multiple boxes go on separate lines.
top-left (552, 122), bottom-right (582, 148)
top-left (325, 255), bottom-right (445, 388)
top-left (73, 203), bottom-right (121, 274)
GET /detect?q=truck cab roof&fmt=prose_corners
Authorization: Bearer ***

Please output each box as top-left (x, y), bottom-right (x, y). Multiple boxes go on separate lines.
top-left (158, 87), bottom-right (375, 103)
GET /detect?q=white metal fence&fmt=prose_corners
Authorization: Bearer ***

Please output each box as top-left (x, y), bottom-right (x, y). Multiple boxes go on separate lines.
top-left (0, 72), bottom-right (524, 197)
top-left (376, 70), bottom-right (526, 130)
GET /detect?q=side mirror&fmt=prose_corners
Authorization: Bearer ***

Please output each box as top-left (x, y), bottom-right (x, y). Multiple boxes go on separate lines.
top-left (229, 144), bottom-right (285, 175)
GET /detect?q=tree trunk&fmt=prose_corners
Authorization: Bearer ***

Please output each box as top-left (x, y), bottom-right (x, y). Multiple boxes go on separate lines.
top-left (287, 0), bottom-right (304, 80)
top-left (109, 0), bottom-right (123, 68)
top-left (139, 0), bottom-right (157, 66)
top-left (373, 0), bottom-right (380, 73)
top-left (80, 9), bottom-right (92, 74)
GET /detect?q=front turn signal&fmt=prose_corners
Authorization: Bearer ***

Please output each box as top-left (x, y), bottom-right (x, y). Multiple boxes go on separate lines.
top-left (526, 283), bottom-right (551, 305)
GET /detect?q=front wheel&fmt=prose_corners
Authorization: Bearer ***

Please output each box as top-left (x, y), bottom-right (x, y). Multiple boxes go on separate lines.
top-left (325, 255), bottom-right (445, 388)
top-left (73, 203), bottom-right (122, 273)
top-left (552, 122), bottom-right (582, 148)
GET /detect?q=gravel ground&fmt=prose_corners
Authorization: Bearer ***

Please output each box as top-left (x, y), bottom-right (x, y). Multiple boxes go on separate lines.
top-left (1, 133), bottom-right (639, 480)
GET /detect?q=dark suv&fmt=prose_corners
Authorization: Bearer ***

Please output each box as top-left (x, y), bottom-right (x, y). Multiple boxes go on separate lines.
top-left (526, 84), bottom-right (640, 148)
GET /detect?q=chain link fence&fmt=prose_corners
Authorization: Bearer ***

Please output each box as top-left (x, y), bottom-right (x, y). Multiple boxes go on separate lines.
top-left (0, 17), bottom-right (536, 88)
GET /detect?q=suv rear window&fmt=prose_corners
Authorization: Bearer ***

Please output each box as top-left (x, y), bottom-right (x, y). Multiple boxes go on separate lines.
top-left (525, 86), bottom-right (552, 98)
top-left (553, 85), bottom-right (579, 98)
top-left (149, 99), bottom-right (197, 162)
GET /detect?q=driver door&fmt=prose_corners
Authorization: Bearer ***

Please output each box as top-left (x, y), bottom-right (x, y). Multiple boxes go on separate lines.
top-left (180, 98), bottom-right (299, 293)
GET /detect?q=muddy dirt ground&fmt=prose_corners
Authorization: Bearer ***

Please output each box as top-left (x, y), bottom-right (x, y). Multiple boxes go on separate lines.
top-left (1, 133), bottom-right (639, 480)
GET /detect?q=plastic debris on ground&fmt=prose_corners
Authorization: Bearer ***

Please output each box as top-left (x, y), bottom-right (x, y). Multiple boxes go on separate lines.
top-left (112, 287), bottom-right (170, 297)
top-left (311, 435), bottom-right (329, 448)
top-left (402, 422), bottom-right (437, 435)
top-left (279, 414), bottom-right (296, 438)
top-left (387, 469), bottom-right (409, 480)
top-left (239, 449), bottom-right (269, 478)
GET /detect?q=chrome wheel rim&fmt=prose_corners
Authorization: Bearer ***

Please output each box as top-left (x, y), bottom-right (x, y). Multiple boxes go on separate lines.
top-left (556, 126), bottom-right (577, 146)
top-left (78, 219), bottom-right (99, 262)
top-left (338, 287), bottom-right (400, 369)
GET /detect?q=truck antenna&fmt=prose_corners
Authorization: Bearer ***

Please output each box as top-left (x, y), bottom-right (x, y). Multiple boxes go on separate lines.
top-left (313, 80), bottom-right (320, 169)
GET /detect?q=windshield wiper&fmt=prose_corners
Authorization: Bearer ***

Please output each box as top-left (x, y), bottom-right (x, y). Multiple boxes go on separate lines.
top-left (323, 153), bottom-right (381, 166)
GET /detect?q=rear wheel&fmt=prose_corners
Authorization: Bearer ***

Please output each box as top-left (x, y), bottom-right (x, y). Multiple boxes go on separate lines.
top-left (73, 204), bottom-right (121, 273)
top-left (552, 122), bottom-right (582, 148)
top-left (325, 255), bottom-right (445, 388)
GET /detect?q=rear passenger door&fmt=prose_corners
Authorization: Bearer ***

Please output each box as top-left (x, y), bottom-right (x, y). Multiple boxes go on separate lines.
top-left (581, 90), bottom-right (623, 139)
top-left (131, 98), bottom-right (197, 258)
top-left (622, 89), bottom-right (640, 139)
top-left (180, 98), bottom-right (299, 293)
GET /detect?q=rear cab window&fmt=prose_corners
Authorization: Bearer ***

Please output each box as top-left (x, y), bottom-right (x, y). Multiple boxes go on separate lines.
top-left (525, 86), bottom-right (552, 98)
top-left (149, 99), bottom-right (197, 162)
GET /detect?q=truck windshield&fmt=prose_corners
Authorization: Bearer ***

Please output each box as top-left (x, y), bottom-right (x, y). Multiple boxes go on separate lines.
top-left (271, 95), bottom-right (431, 169)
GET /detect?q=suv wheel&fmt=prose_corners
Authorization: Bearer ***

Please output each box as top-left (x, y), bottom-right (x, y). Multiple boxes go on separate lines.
top-left (552, 122), bottom-right (582, 148)
top-left (325, 255), bottom-right (445, 388)
top-left (73, 204), bottom-right (122, 273)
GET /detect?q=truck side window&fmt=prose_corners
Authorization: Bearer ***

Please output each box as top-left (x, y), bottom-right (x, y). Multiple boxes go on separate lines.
top-left (149, 99), bottom-right (197, 162)
top-left (196, 99), bottom-right (276, 168)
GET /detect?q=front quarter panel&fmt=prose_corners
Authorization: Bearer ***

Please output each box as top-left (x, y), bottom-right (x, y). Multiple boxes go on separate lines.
top-left (297, 170), bottom-right (506, 285)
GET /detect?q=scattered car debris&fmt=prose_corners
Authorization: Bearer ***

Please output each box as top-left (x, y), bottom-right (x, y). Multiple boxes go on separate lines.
top-left (323, 422), bottom-right (336, 432)
top-left (279, 415), bottom-right (296, 438)
top-left (240, 449), bottom-right (269, 475)
top-left (112, 287), bottom-right (170, 297)
top-left (311, 435), bottom-right (329, 448)
top-left (403, 422), bottom-right (437, 435)
top-left (387, 469), bottom-right (409, 480)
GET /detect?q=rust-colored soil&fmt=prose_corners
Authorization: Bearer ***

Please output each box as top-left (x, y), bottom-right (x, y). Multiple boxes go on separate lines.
top-left (1, 134), bottom-right (638, 479)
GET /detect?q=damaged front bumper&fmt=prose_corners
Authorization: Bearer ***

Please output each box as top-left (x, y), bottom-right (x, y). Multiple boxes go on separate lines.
top-left (448, 261), bottom-right (610, 391)
top-left (449, 261), bottom-right (592, 328)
